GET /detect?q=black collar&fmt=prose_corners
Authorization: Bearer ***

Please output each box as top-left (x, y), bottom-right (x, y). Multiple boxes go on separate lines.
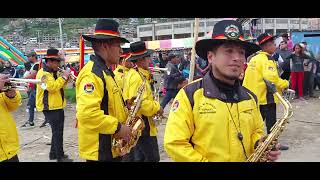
top-left (202, 72), bottom-right (251, 103)
top-left (43, 64), bottom-right (56, 73)
top-left (91, 54), bottom-right (112, 76)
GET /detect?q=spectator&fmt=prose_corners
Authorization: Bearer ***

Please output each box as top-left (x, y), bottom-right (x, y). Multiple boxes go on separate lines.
top-left (301, 42), bottom-right (315, 59)
top-left (159, 52), bottom-right (169, 68)
top-left (282, 33), bottom-right (294, 51)
top-left (314, 60), bottom-right (320, 90)
top-left (178, 51), bottom-right (191, 71)
top-left (276, 41), bottom-right (292, 80)
top-left (195, 55), bottom-right (210, 78)
top-left (2, 61), bottom-right (18, 78)
top-left (160, 52), bottom-right (185, 110)
top-left (301, 43), bottom-right (317, 98)
top-left (287, 43), bottom-right (309, 100)
top-left (0, 61), bottom-right (4, 73)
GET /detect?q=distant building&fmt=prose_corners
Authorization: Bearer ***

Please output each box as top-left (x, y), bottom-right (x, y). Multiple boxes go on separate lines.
top-left (137, 18), bottom-right (310, 41)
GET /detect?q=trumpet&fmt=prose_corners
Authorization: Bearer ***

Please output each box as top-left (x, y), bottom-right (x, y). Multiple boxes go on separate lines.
top-left (149, 67), bottom-right (168, 73)
top-left (58, 67), bottom-right (77, 82)
top-left (2, 77), bottom-right (47, 92)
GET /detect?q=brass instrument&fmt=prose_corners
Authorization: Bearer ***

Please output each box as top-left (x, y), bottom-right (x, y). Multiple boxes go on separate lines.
top-left (112, 77), bottom-right (146, 156)
top-left (58, 67), bottom-right (77, 82)
top-left (1, 77), bottom-right (47, 91)
top-left (247, 80), bottom-right (293, 162)
top-left (283, 89), bottom-right (295, 102)
top-left (149, 67), bottom-right (168, 73)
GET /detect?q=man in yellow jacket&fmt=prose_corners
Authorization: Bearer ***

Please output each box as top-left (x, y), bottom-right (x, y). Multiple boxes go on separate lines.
top-left (114, 48), bottom-right (133, 90)
top-left (0, 74), bottom-right (21, 162)
top-left (164, 20), bottom-right (281, 162)
top-left (76, 19), bottom-right (131, 162)
top-left (36, 48), bottom-right (73, 162)
top-left (242, 33), bottom-right (289, 150)
top-left (122, 41), bottom-right (163, 162)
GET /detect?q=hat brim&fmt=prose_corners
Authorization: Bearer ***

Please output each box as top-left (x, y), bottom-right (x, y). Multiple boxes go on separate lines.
top-left (127, 49), bottom-right (155, 62)
top-left (258, 35), bottom-right (278, 45)
top-left (82, 34), bottom-right (129, 43)
top-left (43, 57), bottom-right (63, 61)
top-left (195, 39), bottom-right (261, 60)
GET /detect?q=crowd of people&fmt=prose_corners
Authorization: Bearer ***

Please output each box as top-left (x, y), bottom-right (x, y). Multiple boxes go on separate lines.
top-left (2, 18), bottom-right (316, 162)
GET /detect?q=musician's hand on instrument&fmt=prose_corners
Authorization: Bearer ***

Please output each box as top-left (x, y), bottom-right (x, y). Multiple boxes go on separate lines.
top-left (157, 107), bottom-right (164, 116)
top-left (0, 74), bottom-right (10, 89)
top-left (114, 124), bottom-right (132, 142)
top-left (5, 89), bottom-right (16, 98)
top-left (267, 143), bottom-right (281, 162)
top-left (62, 70), bottom-right (71, 81)
top-left (126, 96), bottom-right (136, 109)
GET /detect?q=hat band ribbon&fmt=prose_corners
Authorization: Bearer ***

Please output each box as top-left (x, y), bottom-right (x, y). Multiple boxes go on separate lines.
top-left (213, 34), bottom-right (244, 41)
top-left (94, 30), bottom-right (120, 37)
top-left (45, 55), bottom-right (60, 58)
top-left (131, 49), bottom-right (148, 56)
top-left (259, 36), bottom-right (273, 45)
top-left (121, 52), bottom-right (131, 57)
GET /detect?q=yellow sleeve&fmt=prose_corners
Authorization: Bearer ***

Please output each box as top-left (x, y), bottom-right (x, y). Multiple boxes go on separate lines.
top-left (76, 74), bottom-right (119, 135)
top-left (2, 91), bottom-right (21, 112)
top-left (260, 57), bottom-right (289, 90)
top-left (42, 72), bottom-right (67, 92)
top-left (164, 89), bottom-right (209, 162)
top-left (125, 73), bottom-right (160, 117)
top-left (250, 101), bottom-right (265, 152)
top-left (140, 92), bottom-right (161, 117)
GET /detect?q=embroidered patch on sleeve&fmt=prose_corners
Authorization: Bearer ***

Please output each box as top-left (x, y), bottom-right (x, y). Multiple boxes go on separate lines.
top-left (84, 83), bottom-right (95, 93)
top-left (171, 100), bottom-right (180, 112)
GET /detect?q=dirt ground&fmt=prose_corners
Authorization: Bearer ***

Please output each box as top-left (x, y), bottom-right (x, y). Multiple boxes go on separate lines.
top-left (11, 88), bottom-right (320, 162)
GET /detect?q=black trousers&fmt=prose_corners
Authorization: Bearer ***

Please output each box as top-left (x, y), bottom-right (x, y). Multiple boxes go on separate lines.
top-left (281, 71), bottom-right (291, 81)
top-left (2, 155), bottom-right (19, 162)
top-left (303, 71), bottom-right (315, 96)
top-left (124, 136), bottom-right (160, 162)
top-left (43, 109), bottom-right (65, 159)
top-left (260, 103), bottom-right (276, 134)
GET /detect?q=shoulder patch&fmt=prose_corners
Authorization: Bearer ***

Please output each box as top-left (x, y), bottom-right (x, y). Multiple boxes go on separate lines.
top-left (84, 83), bottom-right (95, 93)
top-left (171, 100), bottom-right (180, 112)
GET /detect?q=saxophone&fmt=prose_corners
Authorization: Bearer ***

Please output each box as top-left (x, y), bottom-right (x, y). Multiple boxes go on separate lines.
top-left (112, 78), bottom-right (146, 156)
top-left (247, 80), bottom-right (294, 162)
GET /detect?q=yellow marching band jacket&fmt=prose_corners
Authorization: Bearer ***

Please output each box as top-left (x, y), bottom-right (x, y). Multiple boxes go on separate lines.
top-left (0, 91), bottom-right (21, 161)
top-left (3, 50), bottom-right (288, 162)
top-left (243, 51), bottom-right (289, 105)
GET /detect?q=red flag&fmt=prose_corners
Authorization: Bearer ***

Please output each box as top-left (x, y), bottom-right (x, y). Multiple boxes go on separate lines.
top-left (79, 34), bottom-right (85, 70)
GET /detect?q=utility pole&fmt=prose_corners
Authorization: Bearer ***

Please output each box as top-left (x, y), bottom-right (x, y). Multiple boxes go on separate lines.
top-left (59, 18), bottom-right (64, 51)
top-left (58, 18), bottom-right (65, 66)
top-left (188, 18), bottom-right (199, 83)
top-left (37, 30), bottom-right (40, 49)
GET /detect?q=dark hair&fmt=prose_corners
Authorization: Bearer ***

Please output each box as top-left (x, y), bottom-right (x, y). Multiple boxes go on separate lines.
top-left (280, 41), bottom-right (287, 44)
top-left (91, 39), bottom-right (118, 52)
top-left (293, 43), bottom-right (303, 53)
top-left (24, 62), bottom-right (31, 71)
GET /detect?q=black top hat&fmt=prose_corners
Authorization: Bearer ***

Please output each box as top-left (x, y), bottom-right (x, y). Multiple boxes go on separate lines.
top-left (43, 48), bottom-right (63, 61)
top-left (195, 20), bottom-right (261, 60)
top-left (82, 19), bottom-right (129, 43)
top-left (257, 33), bottom-right (277, 45)
top-left (120, 48), bottom-right (131, 61)
top-left (127, 41), bottom-right (155, 62)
